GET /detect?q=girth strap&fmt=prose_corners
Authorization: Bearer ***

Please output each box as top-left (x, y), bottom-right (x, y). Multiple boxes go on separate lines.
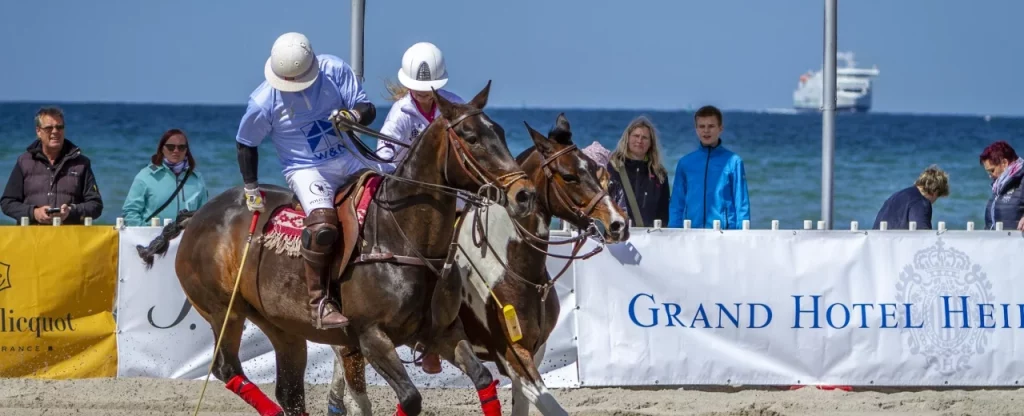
top-left (353, 251), bottom-right (447, 269)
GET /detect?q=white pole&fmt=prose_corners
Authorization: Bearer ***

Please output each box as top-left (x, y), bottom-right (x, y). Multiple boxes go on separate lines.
top-left (350, 0), bottom-right (366, 83)
top-left (822, 0), bottom-right (837, 230)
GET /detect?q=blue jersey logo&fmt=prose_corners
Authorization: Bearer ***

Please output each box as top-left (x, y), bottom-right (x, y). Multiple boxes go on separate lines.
top-left (304, 119), bottom-right (346, 161)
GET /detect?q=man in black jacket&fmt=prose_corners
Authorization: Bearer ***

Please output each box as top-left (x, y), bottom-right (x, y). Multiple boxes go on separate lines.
top-left (1, 107), bottom-right (103, 225)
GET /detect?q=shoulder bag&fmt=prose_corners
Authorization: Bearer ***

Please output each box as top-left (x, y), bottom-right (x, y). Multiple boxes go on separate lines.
top-left (613, 163), bottom-right (645, 227)
top-left (143, 169), bottom-right (192, 224)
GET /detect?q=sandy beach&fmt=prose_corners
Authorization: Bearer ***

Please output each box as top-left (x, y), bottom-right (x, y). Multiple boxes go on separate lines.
top-left (1, 378), bottom-right (1021, 415)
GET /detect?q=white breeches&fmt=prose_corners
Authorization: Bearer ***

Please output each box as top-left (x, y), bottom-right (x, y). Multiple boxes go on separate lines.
top-left (284, 160), bottom-right (367, 213)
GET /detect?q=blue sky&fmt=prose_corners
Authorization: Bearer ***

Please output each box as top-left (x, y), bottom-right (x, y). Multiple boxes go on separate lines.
top-left (1, 0), bottom-right (1021, 116)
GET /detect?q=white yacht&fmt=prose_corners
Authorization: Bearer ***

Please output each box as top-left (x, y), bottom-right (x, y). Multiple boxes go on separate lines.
top-left (793, 52), bottom-right (880, 112)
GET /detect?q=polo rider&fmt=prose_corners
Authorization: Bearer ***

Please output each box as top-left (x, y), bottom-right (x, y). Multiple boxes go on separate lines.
top-left (235, 32), bottom-right (377, 329)
top-left (376, 41), bottom-right (461, 373)
top-left (377, 42), bottom-right (464, 166)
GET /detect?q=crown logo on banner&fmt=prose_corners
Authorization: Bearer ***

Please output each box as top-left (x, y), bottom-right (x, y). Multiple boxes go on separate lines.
top-left (896, 238), bottom-right (995, 377)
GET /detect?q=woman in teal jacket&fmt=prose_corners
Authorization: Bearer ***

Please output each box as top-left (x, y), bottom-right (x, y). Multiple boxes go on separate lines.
top-left (121, 129), bottom-right (209, 226)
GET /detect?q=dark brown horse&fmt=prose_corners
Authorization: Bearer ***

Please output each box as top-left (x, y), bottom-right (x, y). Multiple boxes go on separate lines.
top-left (326, 113), bottom-right (630, 416)
top-left (137, 82), bottom-right (538, 416)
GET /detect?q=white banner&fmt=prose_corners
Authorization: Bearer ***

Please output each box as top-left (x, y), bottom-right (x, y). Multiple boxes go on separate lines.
top-left (575, 229), bottom-right (1024, 387)
top-left (116, 227), bottom-right (580, 387)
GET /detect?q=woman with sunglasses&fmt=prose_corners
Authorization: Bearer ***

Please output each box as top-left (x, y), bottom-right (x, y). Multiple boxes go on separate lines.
top-left (121, 128), bottom-right (209, 226)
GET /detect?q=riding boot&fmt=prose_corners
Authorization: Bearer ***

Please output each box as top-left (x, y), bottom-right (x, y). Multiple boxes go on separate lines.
top-left (300, 207), bottom-right (349, 329)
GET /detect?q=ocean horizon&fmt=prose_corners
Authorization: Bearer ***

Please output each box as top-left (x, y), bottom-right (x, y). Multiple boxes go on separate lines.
top-left (1, 101), bottom-right (1022, 230)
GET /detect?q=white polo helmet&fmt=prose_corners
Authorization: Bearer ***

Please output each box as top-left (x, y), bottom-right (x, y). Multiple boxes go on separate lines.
top-left (264, 32), bottom-right (319, 92)
top-left (397, 42), bottom-right (448, 92)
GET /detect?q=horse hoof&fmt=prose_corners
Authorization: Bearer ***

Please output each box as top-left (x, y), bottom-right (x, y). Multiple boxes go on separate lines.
top-left (421, 352), bottom-right (442, 374)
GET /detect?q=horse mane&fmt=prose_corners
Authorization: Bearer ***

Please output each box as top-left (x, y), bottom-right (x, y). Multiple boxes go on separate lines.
top-left (549, 124), bottom-right (572, 145)
top-left (515, 145), bottom-right (537, 165)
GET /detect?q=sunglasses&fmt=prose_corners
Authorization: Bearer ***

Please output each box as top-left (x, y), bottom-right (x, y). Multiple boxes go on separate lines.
top-left (164, 144), bottom-right (188, 152)
top-left (39, 124), bottom-right (65, 132)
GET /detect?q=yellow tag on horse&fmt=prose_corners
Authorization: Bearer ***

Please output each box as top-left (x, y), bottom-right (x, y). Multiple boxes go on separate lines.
top-left (503, 304), bottom-right (523, 343)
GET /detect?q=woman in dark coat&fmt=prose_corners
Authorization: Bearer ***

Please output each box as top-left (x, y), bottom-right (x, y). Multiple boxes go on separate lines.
top-left (605, 115), bottom-right (670, 227)
top-left (979, 140), bottom-right (1024, 230)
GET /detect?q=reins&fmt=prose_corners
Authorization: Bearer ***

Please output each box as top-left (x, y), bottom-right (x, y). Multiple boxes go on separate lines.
top-left (330, 109), bottom-right (530, 277)
top-left (460, 143), bottom-right (611, 304)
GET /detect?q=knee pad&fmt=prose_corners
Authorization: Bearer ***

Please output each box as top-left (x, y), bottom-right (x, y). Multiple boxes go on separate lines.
top-left (301, 224), bottom-right (338, 249)
top-left (302, 208), bottom-right (339, 250)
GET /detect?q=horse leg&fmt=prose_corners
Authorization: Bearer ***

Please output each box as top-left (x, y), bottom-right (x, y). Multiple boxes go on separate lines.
top-left (430, 319), bottom-right (503, 416)
top-left (359, 326), bottom-right (422, 416)
top-left (247, 313), bottom-right (309, 416)
top-left (498, 341), bottom-right (566, 416)
top-left (327, 345), bottom-right (373, 416)
top-left (203, 309), bottom-right (284, 416)
top-left (511, 341), bottom-right (547, 416)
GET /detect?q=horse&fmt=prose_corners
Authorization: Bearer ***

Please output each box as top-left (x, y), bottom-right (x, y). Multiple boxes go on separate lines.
top-left (136, 81), bottom-right (538, 416)
top-left (324, 113), bottom-right (630, 416)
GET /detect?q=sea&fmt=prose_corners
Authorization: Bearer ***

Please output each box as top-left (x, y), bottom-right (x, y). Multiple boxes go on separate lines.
top-left (1, 102), bottom-right (1022, 230)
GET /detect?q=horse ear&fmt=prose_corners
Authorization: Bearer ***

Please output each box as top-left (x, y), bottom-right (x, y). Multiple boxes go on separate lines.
top-left (555, 112), bottom-right (571, 133)
top-left (524, 121), bottom-right (555, 155)
top-left (468, 80), bottom-right (491, 110)
top-left (550, 112), bottom-right (573, 145)
top-left (433, 87), bottom-right (458, 121)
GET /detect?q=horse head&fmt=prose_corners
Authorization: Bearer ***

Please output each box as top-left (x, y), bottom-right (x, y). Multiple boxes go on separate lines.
top-left (431, 81), bottom-right (537, 218)
top-left (522, 113), bottom-right (629, 244)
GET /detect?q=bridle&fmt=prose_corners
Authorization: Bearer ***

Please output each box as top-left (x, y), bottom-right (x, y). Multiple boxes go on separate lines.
top-left (332, 109), bottom-right (528, 208)
top-left (437, 109), bottom-right (530, 205)
top-left (465, 143), bottom-right (611, 304)
top-left (331, 108), bottom-right (530, 278)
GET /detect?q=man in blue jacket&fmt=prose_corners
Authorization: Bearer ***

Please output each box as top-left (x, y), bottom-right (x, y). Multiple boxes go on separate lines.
top-left (668, 105), bottom-right (750, 229)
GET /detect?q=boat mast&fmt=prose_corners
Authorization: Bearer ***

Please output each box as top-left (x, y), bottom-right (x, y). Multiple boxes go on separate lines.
top-left (351, 0), bottom-right (366, 83)
top-left (822, 0), bottom-right (837, 229)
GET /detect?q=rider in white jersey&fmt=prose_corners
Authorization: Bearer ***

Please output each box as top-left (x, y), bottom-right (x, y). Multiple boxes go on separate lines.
top-left (376, 42), bottom-right (464, 167)
top-left (376, 42), bottom-right (462, 374)
top-left (235, 32), bottom-right (376, 330)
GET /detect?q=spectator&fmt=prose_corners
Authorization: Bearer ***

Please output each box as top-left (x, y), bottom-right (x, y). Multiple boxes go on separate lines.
top-left (1, 107), bottom-right (103, 225)
top-left (871, 165), bottom-right (949, 230)
top-left (581, 140), bottom-right (612, 190)
top-left (668, 105), bottom-right (750, 229)
top-left (979, 140), bottom-right (1024, 230)
top-left (605, 116), bottom-right (670, 227)
top-left (581, 140), bottom-right (611, 167)
top-left (121, 128), bottom-right (209, 226)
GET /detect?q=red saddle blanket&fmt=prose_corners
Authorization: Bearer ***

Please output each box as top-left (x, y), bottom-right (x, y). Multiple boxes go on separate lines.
top-left (259, 176), bottom-right (381, 256)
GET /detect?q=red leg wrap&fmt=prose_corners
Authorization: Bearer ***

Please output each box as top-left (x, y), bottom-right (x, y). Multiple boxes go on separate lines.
top-left (225, 375), bottom-right (284, 416)
top-left (477, 380), bottom-right (501, 416)
top-left (394, 403), bottom-right (409, 416)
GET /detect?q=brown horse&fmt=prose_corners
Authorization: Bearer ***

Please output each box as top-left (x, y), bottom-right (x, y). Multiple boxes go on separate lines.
top-left (137, 82), bottom-right (538, 416)
top-left (325, 113), bottom-right (630, 416)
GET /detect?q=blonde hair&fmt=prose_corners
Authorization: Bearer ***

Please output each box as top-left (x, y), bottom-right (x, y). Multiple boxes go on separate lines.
top-left (608, 115), bottom-right (668, 182)
top-left (915, 164), bottom-right (950, 198)
top-left (383, 78), bottom-right (410, 102)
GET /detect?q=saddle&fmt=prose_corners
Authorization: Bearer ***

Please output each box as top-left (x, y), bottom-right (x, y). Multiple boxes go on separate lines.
top-left (262, 169), bottom-right (381, 281)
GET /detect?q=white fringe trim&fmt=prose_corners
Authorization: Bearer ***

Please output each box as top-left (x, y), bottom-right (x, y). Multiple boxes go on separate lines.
top-left (257, 231), bottom-right (302, 258)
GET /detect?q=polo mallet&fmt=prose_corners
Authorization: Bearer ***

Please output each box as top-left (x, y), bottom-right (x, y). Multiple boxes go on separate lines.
top-left (192, 209), bottom-right (261, 416)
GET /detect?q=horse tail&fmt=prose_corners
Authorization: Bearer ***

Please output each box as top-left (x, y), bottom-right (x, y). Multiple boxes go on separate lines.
top-left (136, 210), bottom-right (195, 269)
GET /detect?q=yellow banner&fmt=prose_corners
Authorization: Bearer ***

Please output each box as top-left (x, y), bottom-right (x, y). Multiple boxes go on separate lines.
top-left (0, 226), bottom-right (118, 378)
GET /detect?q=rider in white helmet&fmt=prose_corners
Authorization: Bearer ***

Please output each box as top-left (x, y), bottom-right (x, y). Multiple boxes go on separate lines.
top-left (235, 32), bottom-right (376, 330)
top-left (376, 42), bottom-right (465, 166)
top-left (377, 42), bottom-right (462, 374)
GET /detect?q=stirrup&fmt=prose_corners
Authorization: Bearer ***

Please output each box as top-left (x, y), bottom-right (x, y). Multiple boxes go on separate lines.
top-left (313, 297), bottom-right (348, 330)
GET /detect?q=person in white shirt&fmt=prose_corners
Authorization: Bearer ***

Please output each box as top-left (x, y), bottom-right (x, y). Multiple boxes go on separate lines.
top-left (376, 42), bottom-right (464, 167)
top-left (375, 42), bottom-right (462, 374)
top-left (235, 32), bottom-right (377, 330)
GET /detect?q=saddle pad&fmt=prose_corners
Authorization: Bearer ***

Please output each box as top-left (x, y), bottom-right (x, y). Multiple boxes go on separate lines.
top-left (263, 175), bottom-right (383, 235)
